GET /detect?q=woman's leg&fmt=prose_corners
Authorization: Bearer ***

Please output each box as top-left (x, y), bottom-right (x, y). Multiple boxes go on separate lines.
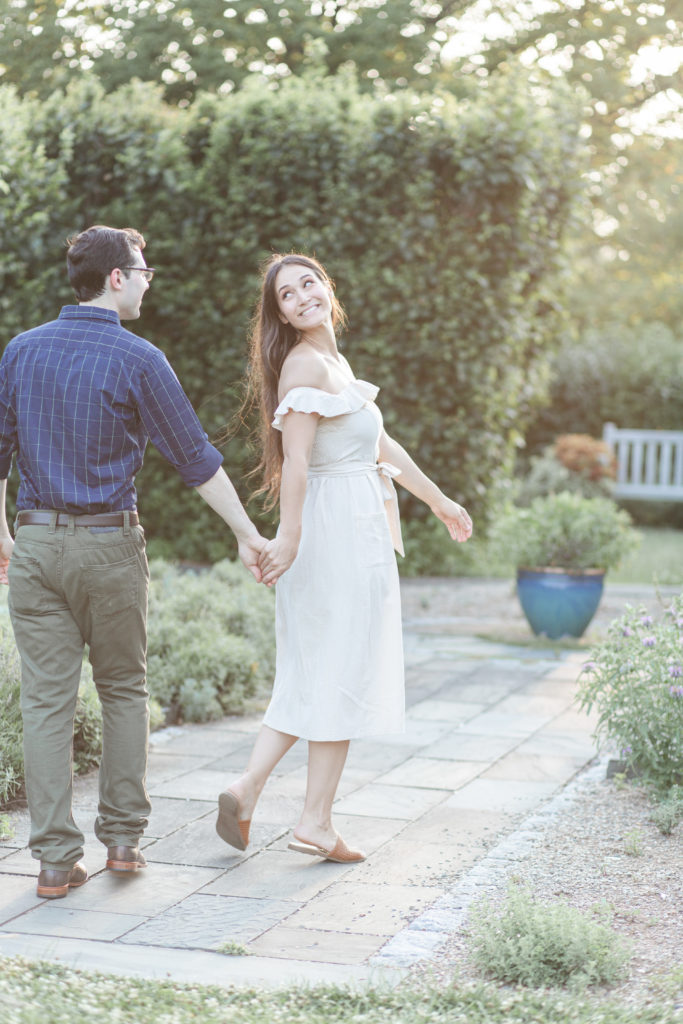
top-left (293, 739), bottom-right (350, 850)
top-left (228, 724), bottom-right (298, 820)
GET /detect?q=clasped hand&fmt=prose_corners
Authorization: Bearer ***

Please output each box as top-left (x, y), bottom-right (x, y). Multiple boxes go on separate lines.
top-left (257, 535), bottom-right (299, 588)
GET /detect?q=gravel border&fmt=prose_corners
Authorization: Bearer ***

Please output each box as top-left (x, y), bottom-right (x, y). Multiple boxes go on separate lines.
top-left (398, 756), bottom-right (682, 1008)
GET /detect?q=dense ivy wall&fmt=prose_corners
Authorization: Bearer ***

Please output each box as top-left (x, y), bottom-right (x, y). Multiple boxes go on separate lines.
top-left (0, 74), bottom-right (581, 559)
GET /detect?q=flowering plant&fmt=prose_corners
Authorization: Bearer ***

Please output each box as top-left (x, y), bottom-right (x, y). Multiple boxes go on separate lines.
top-left (577, 597), bottom-right (683, 791)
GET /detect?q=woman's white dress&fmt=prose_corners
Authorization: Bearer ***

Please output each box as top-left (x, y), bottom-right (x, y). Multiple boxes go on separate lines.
top-left (262, 379), bottom-right (405, 741)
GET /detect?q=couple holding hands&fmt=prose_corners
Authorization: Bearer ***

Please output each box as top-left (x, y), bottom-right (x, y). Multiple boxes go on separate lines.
top-left (0, 225), bottom-right (471, 900)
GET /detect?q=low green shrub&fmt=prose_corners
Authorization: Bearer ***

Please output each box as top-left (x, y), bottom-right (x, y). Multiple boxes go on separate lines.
top-left (650, 785), bottom-right (683, 835)
top-left (146, 560), bottom-right (275, 721)
top-left (578, 598), bottom-right (683, 791)
top-left (466, 883), bottom-right (632, 988)
top-left (488, 492), bottom-right (639, 572)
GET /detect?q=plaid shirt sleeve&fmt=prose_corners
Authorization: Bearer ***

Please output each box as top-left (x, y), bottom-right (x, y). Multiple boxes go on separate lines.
top-left (135, 349), bottom-right (223, 487)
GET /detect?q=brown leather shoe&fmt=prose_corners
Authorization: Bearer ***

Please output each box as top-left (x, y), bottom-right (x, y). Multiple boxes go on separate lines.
top-left (106, 845), bottom-right (147, 873)
top-left (37, 862), bottom-right (88, 899)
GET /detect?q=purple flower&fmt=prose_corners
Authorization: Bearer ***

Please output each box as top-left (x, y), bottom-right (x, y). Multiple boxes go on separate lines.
top-left (622, 626), bottom-right (633, 637)
top-left (621, 744), bottom-right (632, 756)
top-left (582, 661), bottom-right (596, 673)
top-left (669, 686), bottom-right (683, 697)
top-left (641, 615), bottom-right (653, 626)
top-left (668, 665), bottom-right (683, 678)
top-left (642, 636), bottom-right (656, 648)
top-left (676, 619), bottom-right (683, 629)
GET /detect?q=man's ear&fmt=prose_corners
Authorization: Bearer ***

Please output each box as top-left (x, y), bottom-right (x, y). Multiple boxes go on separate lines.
top-left (109, 268), bottom-right (124, 292)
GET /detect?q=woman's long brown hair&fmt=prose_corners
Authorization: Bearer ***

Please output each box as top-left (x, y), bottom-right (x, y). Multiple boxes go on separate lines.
top-left (244, 253), bottom-right (346, 508)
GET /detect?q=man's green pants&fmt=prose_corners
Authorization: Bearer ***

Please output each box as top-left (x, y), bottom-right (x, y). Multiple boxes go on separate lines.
top-left (8, 516), bottom-right (151, 870)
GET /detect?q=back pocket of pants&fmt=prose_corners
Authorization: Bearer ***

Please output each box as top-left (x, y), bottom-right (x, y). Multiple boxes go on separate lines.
top-left (83, 555), bottom-right (140, 621)
top-left (8, 554), bottom-right (53, 615)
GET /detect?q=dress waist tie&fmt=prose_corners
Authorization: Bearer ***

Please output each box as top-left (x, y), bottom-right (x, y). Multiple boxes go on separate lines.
top-left (307, 460), bottom-right (405, 557)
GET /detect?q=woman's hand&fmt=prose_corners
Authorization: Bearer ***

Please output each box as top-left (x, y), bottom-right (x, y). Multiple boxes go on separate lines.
top-left (0, 536), bottom-right (13, 585)
top-left (258, 535), bottom-right (300, 587)
top-left (431, 496), bottom-right (473, 543)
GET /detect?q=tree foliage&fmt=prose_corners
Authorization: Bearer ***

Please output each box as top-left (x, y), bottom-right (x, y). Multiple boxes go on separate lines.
top-left (0, 72), bottom-right (581, 560)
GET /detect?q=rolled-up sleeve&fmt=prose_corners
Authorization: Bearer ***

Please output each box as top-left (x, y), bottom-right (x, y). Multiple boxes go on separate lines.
top-left (136, 350), bottom-right (223, 487)
top-left (0, 356), bottom-right (17, 479)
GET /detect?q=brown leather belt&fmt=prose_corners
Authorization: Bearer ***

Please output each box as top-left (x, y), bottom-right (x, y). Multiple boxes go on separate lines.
top-left (16, 511), bottom-right (139, 528)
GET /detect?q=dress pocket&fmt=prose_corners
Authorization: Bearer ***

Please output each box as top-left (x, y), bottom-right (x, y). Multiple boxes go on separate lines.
top-left (83, 555), bottom-right (141, 621)
top-left (354, 512), bottom-right (395, 568)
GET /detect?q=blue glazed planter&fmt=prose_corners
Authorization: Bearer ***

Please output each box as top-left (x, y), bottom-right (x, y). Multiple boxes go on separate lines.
top-left (516, 568), bottom-right (606, 639)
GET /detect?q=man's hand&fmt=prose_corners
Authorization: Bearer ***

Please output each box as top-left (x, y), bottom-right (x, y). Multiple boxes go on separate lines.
top-left (237, 534), bottom-right (268, 582)
top-left (0, 536), bottom-right (14, 585)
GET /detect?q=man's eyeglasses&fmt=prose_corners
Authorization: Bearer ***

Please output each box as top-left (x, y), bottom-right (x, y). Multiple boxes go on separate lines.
top-left (122, 267), bottom-right (156, 282)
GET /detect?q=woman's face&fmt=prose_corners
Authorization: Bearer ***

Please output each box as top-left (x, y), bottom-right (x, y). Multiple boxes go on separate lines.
top-left (274, 263), bottom-right (332, 330)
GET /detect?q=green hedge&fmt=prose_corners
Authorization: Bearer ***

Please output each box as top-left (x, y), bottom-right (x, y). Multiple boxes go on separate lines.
top-left (0, 72), bottom-right (582, 558)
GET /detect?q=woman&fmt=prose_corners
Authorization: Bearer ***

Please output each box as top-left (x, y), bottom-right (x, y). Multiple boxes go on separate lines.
top-left (216, 254), bottom-right (472, 863)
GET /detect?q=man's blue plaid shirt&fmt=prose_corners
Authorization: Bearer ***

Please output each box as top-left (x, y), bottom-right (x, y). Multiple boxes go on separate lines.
top-left (0, 305), bottom-right (223, 514)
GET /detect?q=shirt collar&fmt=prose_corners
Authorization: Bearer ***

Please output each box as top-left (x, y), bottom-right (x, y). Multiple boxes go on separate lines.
top-left (59, 305), bottom-right (121, 325)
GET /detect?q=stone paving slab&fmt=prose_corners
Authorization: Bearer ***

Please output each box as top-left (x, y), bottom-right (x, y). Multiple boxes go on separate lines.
top-left (8, 904), bottom-right (147, 941)
top-left (350, 837), bottom-right (482, 888)
top-left (146, 796), bottom-right (215, 839)
top-left (333, 783), bottom-right (451, 820)
top-left (457, 709), bottom-right (557, 738)
top-left (58, 863), bottom-right (223, 916)
top-left (148, 768), bottom-right (238, 801)
top-left (421, 731), bottom-right (522, 762)
top-left (119, 893), bottom-right (298, 950)
top-left (145, 817), bottom-right (288, 868)
top-left (396, 805), bottom-right (513, 849)
top-left (406, 699), bottom-right (487, 723)
top-left (0, 874), bottom-right (44, 926)
top-left (248, 925), bottom-right (392, 964)
top-left (444, 778), bottom-right (559, 814)
top-left (375, 757), bottom-right (482, 791)
top-left (202, 851), bottom-right (350, 901)
top-left (283, 880), bottom-right (444, 936)
top-left (481, 751), bottom-right (590, 783)
top-left (144, 752), bottom-right (220, 786)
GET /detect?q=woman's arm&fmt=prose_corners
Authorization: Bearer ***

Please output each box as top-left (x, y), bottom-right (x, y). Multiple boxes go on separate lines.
top-left (259, 410), bottom-right (320, 587)
top-left (378, 430), bottom-right (473, 543)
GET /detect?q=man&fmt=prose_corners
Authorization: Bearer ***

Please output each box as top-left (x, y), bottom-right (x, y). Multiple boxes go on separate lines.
top-left (0, 225), bottom-right (264, 899)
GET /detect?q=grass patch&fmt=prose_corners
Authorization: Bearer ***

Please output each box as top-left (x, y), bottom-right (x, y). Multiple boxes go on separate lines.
top-left (216, 939), bottom-right (252, 956)
top-left (609, 527), bottom-right (683, 586)
top-left (0, 957), bottom-right (681, 1024)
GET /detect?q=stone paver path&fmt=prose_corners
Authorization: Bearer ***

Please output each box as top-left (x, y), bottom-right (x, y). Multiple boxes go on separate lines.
top-left (2, 580), bottom-right (669, 990)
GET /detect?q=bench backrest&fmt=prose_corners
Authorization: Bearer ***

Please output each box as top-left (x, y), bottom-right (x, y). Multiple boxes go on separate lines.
top-left (603, 423), bottom-right (683, 500)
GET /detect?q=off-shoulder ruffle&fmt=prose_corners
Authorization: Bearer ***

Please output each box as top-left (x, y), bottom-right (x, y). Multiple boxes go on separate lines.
top-left (272, 380), bottom-right (378, 431)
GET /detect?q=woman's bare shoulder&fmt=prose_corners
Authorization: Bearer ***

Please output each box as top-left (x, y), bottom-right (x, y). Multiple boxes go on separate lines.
top-left (279, 346), bottom-right (329, 398)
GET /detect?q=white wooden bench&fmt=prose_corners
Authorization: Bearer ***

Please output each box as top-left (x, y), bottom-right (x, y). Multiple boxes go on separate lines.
top-left (603, 423), bottom-right (683, 501)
